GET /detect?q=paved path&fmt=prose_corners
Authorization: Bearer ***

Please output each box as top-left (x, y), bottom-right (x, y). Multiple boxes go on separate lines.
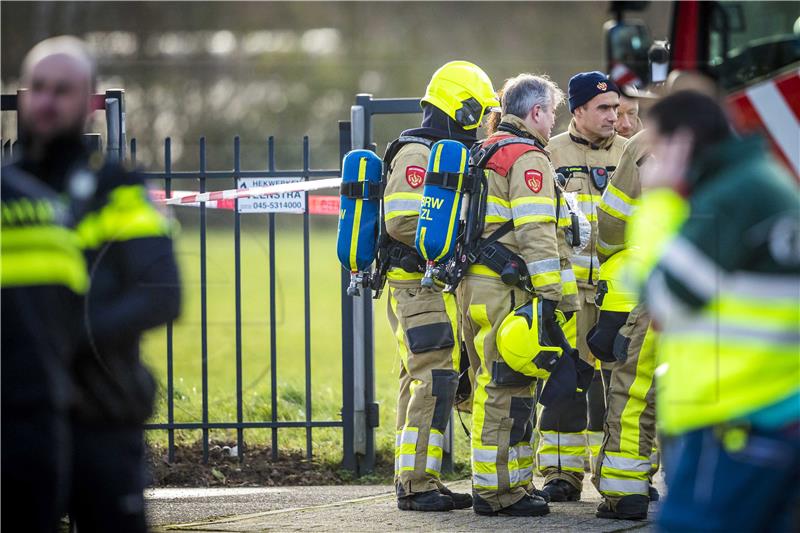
top-left (150, 476), bottom-right (663, 532)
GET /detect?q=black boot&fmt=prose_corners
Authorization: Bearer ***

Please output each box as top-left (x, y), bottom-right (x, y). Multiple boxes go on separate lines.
top-left (595, 494), bottom-right (649, 520)
top-left (473, 493), bottom-right (550, 517)
top-left (437, 485), bottom-right (472, 509)
top-left (541, 479), bottom-right (581, 502)
top-left (397, 490), bottom-right (454, 512)
top-left (526, 485), bottom-right (551, 503)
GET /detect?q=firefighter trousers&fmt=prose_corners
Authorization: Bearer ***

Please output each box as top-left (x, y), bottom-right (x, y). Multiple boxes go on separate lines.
top-left (460, 274), bottom-right (538, 511)
top-left (387, 274), bottom-right (460, 496)
top-left (536, 286), bottom-right (610, 491)
top-left (591, 306), bottom-right (658, 508)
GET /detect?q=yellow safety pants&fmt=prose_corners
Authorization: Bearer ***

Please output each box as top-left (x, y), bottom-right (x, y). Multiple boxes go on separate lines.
top-left (460, 274), bottom-right (538, 511)
top-left (387, 273), bottom-right (460, 496)
top-left (591, 305), bottom-right (658, 509)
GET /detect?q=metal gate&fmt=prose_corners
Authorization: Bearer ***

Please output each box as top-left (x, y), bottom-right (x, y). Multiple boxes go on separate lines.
top-left (1, 90), bottom-right (459, 476)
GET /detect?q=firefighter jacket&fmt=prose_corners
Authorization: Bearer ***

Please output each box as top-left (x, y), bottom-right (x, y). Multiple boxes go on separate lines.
top-left (471, 114), bottom-right (577, 308)
top-left (547, 119), bottom-right (626, 288)
top-left (597, 129), bottom-right (650, 262)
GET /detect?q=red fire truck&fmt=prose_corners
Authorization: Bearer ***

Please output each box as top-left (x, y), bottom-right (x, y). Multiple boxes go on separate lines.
top-left (605, 0), bottom-right (799, 177)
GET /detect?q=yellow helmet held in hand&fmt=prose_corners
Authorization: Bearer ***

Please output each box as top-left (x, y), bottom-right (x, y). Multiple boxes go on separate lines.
top-left (422, 61), bottom-right (500, 130)
top-left (496, 298), bottom-right (563, 380)
top-left (595, 248), bottom-right (640, 313)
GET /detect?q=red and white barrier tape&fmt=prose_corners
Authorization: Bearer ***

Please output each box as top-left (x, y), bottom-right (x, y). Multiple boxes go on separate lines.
top-left (154, 177), bottom-right (343, 206)
top-left (149, 189), bottom-right (342, 216)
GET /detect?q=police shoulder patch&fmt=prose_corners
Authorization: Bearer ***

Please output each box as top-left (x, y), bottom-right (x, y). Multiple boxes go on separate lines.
top-left (405, 165), bottom-right (425, 188)
top-left (524, 169), bottom-right (543, 193)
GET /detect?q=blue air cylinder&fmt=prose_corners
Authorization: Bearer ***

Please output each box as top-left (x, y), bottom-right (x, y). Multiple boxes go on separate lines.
top-left (336, 149), bottom-right (383, 296)
top-left (414, 139), bottom-right (469, 288)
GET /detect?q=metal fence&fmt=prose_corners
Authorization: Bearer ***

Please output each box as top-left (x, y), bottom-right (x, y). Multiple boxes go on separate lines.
top-left (1, 89), bottom-right (459, 476)
top-left (348, 94), bottom-right (457, 474)
top-left (132, 132), bottom-right (349, 465)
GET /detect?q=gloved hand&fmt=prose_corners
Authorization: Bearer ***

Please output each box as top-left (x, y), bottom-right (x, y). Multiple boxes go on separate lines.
top-left (539, 299), bottom-right (569, 351)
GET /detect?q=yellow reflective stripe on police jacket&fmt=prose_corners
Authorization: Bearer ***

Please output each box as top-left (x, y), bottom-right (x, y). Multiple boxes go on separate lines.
top-left (77, 185), bottom-right (171, 249)
top-left (1, 225), bottom-right (88, 293)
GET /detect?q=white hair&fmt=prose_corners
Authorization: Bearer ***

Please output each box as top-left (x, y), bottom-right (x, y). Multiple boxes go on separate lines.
top-left (501, 73), bottom-right (564, 119)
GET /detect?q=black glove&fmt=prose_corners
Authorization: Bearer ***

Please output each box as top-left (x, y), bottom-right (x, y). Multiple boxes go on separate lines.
top-left (538, 299), bottom-right (569, 352)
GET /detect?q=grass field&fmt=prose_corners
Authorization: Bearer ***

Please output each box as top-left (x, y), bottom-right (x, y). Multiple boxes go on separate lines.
top-left (142, 210), bottom-right (471, 473)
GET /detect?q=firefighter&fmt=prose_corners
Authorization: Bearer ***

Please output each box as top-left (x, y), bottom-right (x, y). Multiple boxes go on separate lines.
top-left (589, 129), bottom-right (659, 520)
top-left (14, 37), bottom-right (182, 531)
top-left (633, 91), bottom-right (800, 532)
top-left (385, 61), bottom-right (498, 512)
top-left (537, 71), bottom-right (627, 502)
top-left (1, 39), bottom-right (91, 531)
top-left (460, 73), bottom-right (579, 516)
top-left (614, 92), bottom-right (642, 139)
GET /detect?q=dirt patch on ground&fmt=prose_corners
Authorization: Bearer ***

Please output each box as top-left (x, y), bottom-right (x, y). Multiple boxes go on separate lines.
top-left (146, 443), bottom-right (395, 487)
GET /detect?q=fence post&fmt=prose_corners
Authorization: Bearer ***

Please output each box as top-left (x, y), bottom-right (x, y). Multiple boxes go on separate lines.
top-left (339, 120), bottom-right (357, 473)
top-left (349, 102), bottom-right (377, 475)
top-left (104, 89), bottom-right (125, 163)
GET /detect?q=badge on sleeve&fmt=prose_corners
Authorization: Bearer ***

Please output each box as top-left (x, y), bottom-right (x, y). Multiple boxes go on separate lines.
top-left (405, 165), bottom-right (425, 188)
top-left (525, 169), bottom-right (543, 193)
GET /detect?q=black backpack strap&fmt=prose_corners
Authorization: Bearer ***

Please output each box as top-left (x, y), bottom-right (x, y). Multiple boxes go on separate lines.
top-left (340, 180), bottom-right (383, 200)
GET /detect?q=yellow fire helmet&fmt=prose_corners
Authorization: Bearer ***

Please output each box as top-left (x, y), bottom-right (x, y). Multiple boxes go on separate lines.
top-left (496, 298), bottom-right (563, 380)
top-left (595, 248), bottom-right (640, 313)
top-left (421, 61), bottom-right (500, 130)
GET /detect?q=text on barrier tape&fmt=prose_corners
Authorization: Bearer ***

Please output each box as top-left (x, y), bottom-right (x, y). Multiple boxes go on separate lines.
top-left (150, 189), bottom-right (341, 216)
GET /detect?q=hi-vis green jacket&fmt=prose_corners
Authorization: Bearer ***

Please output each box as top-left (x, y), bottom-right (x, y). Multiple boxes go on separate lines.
top-left (633, 136), bottom-right (800, 435)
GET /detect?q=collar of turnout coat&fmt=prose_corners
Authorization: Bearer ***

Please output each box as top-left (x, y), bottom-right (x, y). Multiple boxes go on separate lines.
top-left (497, 114), bottom-right (550, 151)
top-left (568, 119), bottom-right (617, 151)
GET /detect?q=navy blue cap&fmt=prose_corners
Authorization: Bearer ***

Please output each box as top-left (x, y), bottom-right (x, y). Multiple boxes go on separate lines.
top-left (568, 71), bottom-right (620, 113)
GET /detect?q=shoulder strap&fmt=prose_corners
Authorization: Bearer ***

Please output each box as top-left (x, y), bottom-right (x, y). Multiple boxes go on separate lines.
top-left (472, 135), bottom-right (545, 177)
top-left (382, 135), bottom-right (434, 167)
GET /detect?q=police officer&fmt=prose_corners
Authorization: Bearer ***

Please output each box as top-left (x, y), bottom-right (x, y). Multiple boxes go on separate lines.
top-left (460, 73), bottom-right (578, 516)
top-left (384, 61), bottom-right (498, 512)
top-left (1, 39), bottom-right (91, 531)
top-left (13, 37), bottom-right (182, 531)
top-left (537, 71), bottom-right (627, 502)
top-left (633, 91), bottom-right (799, 532)
top-left (589, 129), bottom-right (659, 520)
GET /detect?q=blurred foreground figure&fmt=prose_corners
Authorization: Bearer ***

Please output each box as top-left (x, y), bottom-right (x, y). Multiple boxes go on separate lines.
top-left (13, 36), bottom-right (181, 532)
top-left (1, 42), bottom-right (90, 529)
top-left (629, 91), bottom-right (800, 532)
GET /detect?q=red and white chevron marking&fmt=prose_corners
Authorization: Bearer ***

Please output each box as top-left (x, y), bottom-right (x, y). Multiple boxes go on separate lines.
top-left (727, 68), bottom-right (800, 178)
